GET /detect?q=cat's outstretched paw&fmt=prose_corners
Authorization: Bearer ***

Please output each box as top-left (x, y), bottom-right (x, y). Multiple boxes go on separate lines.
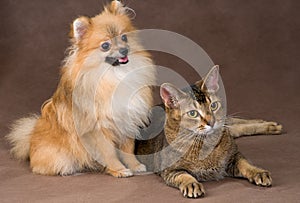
top-left (265, 122), bottom-right (282, 135)
top-left (249, 171), bottom-right (272, 187)
top-left (180, 182), bottom-right (205, 198)
top-left (106, 168), bottom-right (133, 178)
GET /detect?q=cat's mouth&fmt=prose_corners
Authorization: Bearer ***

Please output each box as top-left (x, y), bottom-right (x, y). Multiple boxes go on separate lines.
top-left (198, 125), bottom-right (215, 135)
top-left (105, 56), bottom-right (129, 66)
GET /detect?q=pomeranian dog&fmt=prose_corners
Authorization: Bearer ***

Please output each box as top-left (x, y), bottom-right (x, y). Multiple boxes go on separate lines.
top-left (6, 0), bottom-right (156, 177)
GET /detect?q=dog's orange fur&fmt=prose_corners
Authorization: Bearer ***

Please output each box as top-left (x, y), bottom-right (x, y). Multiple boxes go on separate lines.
top-left (7, 1), bottom-right (156, 177)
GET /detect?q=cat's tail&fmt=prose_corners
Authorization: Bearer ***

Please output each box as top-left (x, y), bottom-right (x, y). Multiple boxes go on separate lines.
top-left (6, 115), bottom-right (39, 160)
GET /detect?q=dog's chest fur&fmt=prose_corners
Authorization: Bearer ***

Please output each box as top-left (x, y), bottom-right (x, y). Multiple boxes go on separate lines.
top-left (73, 54), bottom-right (156, 140)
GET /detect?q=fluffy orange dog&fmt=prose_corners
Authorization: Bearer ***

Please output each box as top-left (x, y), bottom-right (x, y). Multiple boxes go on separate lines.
top-left (7, 1), bottom-right (156, 177)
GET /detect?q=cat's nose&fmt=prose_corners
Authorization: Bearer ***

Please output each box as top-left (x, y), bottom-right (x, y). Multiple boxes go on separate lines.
top-left (119, 47), bottom-right (128, 56)
top-left (206, 117), bottom-right (215, 127)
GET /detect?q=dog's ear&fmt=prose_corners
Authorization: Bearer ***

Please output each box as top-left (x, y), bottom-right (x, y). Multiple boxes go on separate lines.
top-left (70, 16), bottom-right (91, 43)
top-left (105, 0), bottom-right (126, 15)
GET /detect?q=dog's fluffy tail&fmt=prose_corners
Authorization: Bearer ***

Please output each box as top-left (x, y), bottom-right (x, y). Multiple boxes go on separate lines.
top-left (6, 115), bottom-right (39, 160)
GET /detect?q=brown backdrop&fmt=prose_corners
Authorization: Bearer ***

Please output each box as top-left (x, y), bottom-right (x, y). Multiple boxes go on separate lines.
top-left (0, 0), bottom-right (299, 202)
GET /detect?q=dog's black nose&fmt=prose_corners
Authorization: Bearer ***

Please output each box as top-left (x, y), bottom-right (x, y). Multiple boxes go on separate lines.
top-left (119, 47), bottom-right (128, 56)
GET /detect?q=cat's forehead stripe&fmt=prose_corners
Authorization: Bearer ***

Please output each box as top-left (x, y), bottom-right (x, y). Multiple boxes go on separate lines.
top-left (182, 85), bottom-right (207, 104)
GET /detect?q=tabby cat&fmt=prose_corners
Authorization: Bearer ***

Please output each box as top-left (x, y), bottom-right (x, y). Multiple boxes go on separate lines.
top-left (136, 66), bottom-right (282, 198)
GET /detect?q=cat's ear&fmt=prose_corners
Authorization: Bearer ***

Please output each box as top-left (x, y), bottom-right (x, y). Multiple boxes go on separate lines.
top-left (200, 65), bottom-right (220, 93)
top-left (160, 83), bottom-right (186, 108)
top-left (70, 16), bottom-right (91, 43)
top-left (105, 0), bottom-right (126, 15)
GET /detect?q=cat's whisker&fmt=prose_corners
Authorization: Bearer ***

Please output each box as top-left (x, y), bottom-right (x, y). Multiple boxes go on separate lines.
top-left (226, 112), bottom-right (246, 119)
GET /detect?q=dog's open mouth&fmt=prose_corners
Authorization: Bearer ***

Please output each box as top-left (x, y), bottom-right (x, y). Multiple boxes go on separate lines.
top-left (105, 56), bottom-right (129, 66)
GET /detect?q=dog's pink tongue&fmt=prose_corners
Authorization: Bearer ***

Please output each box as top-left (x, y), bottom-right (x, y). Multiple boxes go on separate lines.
top-left (119, 56), bottom-right (128, 63)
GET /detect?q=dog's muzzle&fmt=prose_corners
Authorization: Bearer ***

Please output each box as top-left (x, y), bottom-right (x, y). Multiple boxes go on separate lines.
top-left (105, 56), bottom-right (129, 66)
top-left (105, 48), bottom-right (129, 66)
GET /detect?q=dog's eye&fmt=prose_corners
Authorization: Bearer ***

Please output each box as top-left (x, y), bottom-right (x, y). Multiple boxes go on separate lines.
top-left (121, 34), bottom-right (128, 42)
top-left (101, 42), bottom-right (111, 51)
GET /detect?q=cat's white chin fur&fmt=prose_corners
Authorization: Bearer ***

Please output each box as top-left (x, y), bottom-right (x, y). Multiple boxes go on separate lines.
top-left (203, 124), bottom-right (222, 135)
top-left (203, 126), bottom-right (213, 134)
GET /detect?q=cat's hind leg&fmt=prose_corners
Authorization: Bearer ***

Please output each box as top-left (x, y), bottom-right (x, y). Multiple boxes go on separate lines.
top-left (160, 169), bottom-right (205, 198)
top-left (226, 117), bottom-right (266, 125)
top-left (227, 121), bottom-right (282, 138)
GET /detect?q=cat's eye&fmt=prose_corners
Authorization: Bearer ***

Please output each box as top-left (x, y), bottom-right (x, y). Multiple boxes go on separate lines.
top-left (187, 110), bottom-right (200, 118)
top-left (210, 101), bottom-right (220, 111)
top-left (121, 34), bottom-right (128, 42)
top-left (101, 41), bottom-right (111, 51)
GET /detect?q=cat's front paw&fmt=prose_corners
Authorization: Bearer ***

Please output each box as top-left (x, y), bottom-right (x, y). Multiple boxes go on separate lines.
top-left (180, 182), bottom-right (205, 198)
top-left (249, 171), bottom-right (272, 187)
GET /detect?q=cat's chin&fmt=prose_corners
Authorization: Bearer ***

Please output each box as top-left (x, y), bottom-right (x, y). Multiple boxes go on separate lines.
top-left (196, 128), bottom-right (213, 136)
top-left (203, 129), bottom-right (214, 135)
top-left (202, 126), bottom-right (214, 134)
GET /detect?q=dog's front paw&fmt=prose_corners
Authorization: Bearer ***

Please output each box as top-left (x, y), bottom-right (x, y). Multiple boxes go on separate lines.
top-left (180, 182), bottom-right (205, 198)
top-left (131, 163), bottom-right (147, 173)
top-left (107, 168), bottom-right (133, 178)
top-left (249, 170), bottom-right (272, 187)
